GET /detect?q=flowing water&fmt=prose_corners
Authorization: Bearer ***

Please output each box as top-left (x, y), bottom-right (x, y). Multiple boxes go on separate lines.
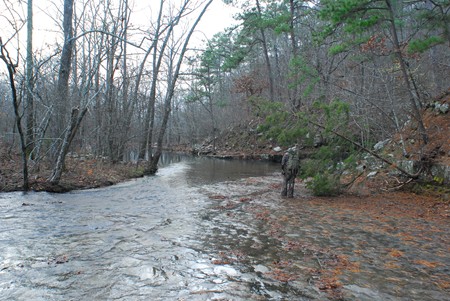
top-left (0, 155), bottom-right (448, 300)
top-left (0, 156), bottom-right (280, 300)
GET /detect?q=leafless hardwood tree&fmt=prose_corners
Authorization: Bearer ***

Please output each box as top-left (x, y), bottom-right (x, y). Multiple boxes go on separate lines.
top-left (0, 39), bottom-right (29, 190)
top-left (25, 0), bottom-right (35, 159)
top-left (139, 0), bottom-right (178, 161)
top-left (49, 0), bottom-right (88, 184)
top-left (145, 0), bottom-right (214, 174)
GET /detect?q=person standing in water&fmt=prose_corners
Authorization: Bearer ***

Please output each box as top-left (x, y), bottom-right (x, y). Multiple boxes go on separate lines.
top-left (281, 147), bottom-right (299, 198)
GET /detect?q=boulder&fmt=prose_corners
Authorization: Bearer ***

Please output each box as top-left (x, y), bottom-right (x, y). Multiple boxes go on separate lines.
top-left (273, 146), bottom-right (282, 152)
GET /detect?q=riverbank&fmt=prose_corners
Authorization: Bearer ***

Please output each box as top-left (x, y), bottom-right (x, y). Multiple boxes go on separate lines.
top-left (0, 155), bottom-right (146, 193)
top-left (0, 150), bottom-right (279, 193)
top-left (2, 147), bottom-right (449, 200)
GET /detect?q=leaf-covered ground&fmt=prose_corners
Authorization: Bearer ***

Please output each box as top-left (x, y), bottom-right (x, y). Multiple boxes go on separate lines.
top-left (0, 153), bottom-right (144, 192)
top-left (199, 175), bottom-right (450, 300)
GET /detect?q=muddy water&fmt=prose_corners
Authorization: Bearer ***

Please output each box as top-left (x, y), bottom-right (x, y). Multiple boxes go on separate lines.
top-left (1, 156), bottom-right (449, 300)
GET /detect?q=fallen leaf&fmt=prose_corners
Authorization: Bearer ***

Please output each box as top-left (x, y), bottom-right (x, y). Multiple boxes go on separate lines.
top-left (434, 280), bottom-right (450, 290)
top-left (384, 261), bottom-right (401, 269)
top-left (413, 260), bottom-right (441, 268)
top-left (388, 249), bottom-right (404, 258)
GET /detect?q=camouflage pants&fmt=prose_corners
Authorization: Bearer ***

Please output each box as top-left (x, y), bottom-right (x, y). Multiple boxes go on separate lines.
top-left (281, 169), bottom-right (297, 198)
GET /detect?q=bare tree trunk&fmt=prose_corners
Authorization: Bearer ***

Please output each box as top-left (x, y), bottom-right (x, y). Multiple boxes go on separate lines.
top-left (146, 0), bottom-right (214, 174)
top-left (53, 0), bottom-right (74, 141)
top-left (105, 37), bottom-right (119, 162)
top-left (289, 0), bottom-right (300, 108)
top-left (49, 107), bottom-right (87, 184)
top-left (93, 3), bottom-right (108, 158)
top-left (119, 2), bottom-right (129, 161)
top-left (116, 0), bottom-right (134, 162)
top-left (34, 107), bottom-right (52, 161)
top-left (140, 0), bottom-right (167, 160)
top-left (134, 46), bottom-right (153, 158)
top-left (48, 0), bottom-right (80, 184)
top-left (209, 94), bottom-right (217, 153)
top-left (0, 40), bottom-right (29, 190)
top-left (386, 0), bottom-right (428, 145)
top-left (25, 0), bottom-right (35, 159)
top-left (255, 0), bottom-right (274, 101)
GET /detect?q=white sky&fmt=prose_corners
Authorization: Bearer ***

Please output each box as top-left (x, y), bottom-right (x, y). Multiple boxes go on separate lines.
top-left (17, 0), bottom-right (239, 52)
top-left (197, 0), bottom-right (239, 40)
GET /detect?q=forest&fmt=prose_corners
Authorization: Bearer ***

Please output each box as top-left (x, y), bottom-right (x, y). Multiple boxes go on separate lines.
top-left (0, 0), bottom-right (449, 192)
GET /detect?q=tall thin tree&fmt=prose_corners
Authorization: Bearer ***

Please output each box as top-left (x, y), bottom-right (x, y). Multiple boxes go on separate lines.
top-left (0, 39), bottom-right (29, 190)
top-left (25, 0), bottom-right (34, 159)
top-left (146, 0), bottom-right (214, 174)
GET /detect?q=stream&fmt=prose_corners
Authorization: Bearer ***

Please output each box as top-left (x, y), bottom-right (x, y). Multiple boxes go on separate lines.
top-left (0, 155), bottom-right (448, 300)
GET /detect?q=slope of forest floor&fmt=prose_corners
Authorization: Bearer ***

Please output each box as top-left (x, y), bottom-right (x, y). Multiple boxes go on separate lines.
top-left (171, 118), bottom-right (286, 161)
top-left (388, 90), bottom-right (450, 166)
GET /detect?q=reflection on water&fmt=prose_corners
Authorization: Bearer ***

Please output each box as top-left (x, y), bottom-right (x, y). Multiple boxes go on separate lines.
top-left (159, 153), bottom-right (279, 185)
top-left (157, 152), bottom-right (186, 167)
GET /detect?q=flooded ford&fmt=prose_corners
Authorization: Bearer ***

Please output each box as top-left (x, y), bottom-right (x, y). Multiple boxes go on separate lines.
top-left (0, 155), bottom-right (448, 300)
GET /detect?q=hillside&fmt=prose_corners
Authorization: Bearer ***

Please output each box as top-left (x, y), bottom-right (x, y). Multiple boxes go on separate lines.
top-left (377, 90), bottom-right (450, 188)
top-left (190, 91), bottom-right (450, 196)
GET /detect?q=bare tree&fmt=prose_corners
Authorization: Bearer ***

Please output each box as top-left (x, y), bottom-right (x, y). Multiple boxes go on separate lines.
top-left (140, 0), bottom-right (177, 161)
top-left (0, 39), bottom-right (29, 190)
top-left (25, 0), bottom-right (35, 159)
top-left (145, 0), bottom-right (214, 174)
top-left (49, 0), bottom-right (88, 184)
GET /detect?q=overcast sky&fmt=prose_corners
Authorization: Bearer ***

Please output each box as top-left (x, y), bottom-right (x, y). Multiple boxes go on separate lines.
top-left (23, 0), bottom-right (239, 51)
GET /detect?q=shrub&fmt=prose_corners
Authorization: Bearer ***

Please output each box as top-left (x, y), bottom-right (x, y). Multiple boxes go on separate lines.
top-left (306, 172), bottom-right (341, 196)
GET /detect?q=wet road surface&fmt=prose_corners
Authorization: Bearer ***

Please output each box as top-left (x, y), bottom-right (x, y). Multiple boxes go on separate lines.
top-left (0, 158), bottom-right (449, 300)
